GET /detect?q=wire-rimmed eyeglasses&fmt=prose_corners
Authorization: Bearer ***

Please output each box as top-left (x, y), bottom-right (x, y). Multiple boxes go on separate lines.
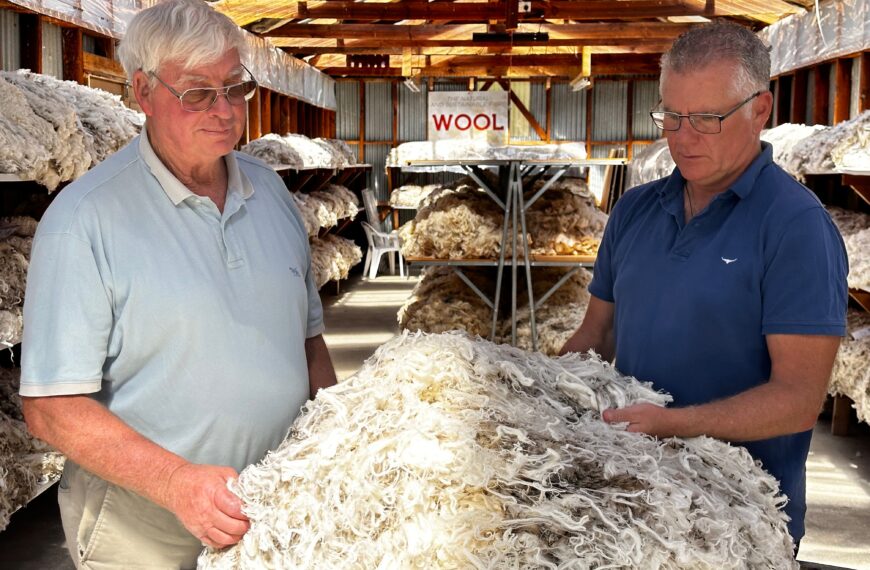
top-left (649, 91), bottom-right (764, 134)
top-left (149, 64), bottom-right (258, 112)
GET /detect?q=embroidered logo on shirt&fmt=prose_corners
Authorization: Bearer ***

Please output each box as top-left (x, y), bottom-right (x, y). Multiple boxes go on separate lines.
top-left (721, 257), bottom-right (738, 265)
top-left (289, 266), bottom-right (301, 278)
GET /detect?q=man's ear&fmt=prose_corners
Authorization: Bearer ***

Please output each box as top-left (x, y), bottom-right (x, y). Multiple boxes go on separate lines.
top-left (753, 90), bottom-right (773, 134)
top-left (132, 70), bottom-right (154, 116)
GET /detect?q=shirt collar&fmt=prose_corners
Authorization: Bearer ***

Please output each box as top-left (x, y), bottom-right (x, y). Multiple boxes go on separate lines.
top-left (138, 125), bottom-right (254, 206)
top-left (655, 140), bottom-right (774, 201)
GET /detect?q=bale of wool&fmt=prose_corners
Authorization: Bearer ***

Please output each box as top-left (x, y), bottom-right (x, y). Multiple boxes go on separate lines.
top-left (0, 243), bottom-right (28, 311)
top-left (829, 310), bottom-right (870, 424)
top-left (290, 193), bottom-right (321, 237)
top-left (0, 216), bottom-right (38, 238)
top-left (400, 181), bottom-right (504, 259)
top-left (501, 268), bottom-right (593, 356)
top-left (759, 123), bottom-right (826, 176)
top-left (398, 267), bottom-right (496, 339)
top-left (198, 331), bottom-right (796, 570)
top-left (524, 178), bottom-right (607, 257)
top-left (0, 408), bottom-right (65, 532)
top-left (826, 206), bottom-right (870, 238)
top-left (831, 119), bottom-right (870, 172)
top-left (0, 75), bottom-right (56, 187)
top-left (0, 308), bottom-right (23, 348)
top-left (389, 184), bottom-right (441, 208)
top-left (844, 227), bottom-right (870, 292)
top-left (1, 70), bottom-right (93, 187)
top-left (15, 71), bottom-right (143, 164)
top-left (787, 111), bottom-right (870, 179)
top-left (321, 184), bottom-right (359, 220)
top-left (240, 134), bottom-right (304, 169)
top-left (313, 138), bottom-right (357, 167)
top-left (309, 234), bottom-right (362, 288)
top-left (284, 134), bottom-right (341, 169)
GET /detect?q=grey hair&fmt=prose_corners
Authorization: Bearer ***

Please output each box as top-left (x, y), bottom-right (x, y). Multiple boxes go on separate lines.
top-left (118, 0), bottom-right (248, 82)
top-left (660, 22), bottom-right (771, 100)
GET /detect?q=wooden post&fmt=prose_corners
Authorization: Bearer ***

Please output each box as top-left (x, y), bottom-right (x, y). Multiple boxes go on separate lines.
top-left (271, 91), bottom-right (281, 134)
top-left (280, 96), bottom-right (291, 134)
top-left (626, 79), bottom-right (634, 161)
top-left (288, 98), bottom-right (298, 133)
top-left (791, 69), bottom-right (808, 124)
top-left (544, 79), bottom-right (552, 143)
top-left (833, 58), bottom-right (851, 123)
top-left (831, 395), bottom-right (852, 436)
top-left (861, 52), bottom-right (870, 113)
top-left (775, 74), bottom-right (792, 126)
top-left (260, 89), bottom-right (272, 134)
top-left (19, 13), bottom-right (42, 74)
top-left (248, 89), bottom-right (261, 141)
top-left (358, 79), bottom-right (366, 164)
top-left (812, 64), bottom-right (830, 126)
top-left (585, 83), bottom-right (593, 162)
top-left (61, 28), bottom-right (84, 84)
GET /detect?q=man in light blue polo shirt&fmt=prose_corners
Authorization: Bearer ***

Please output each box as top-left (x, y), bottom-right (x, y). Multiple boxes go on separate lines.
top-left (18, 1), bottom-right (337, 567)
top-left (561, 23), bottom-right (847, 550)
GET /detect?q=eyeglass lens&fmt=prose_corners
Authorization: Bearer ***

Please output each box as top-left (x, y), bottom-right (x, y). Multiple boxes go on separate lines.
top-left (655, 113), bottom-right (721, 134)
top-left (181, 80), bottom-right (258, 111)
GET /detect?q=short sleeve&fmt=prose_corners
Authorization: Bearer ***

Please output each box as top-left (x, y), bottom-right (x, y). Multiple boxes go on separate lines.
top-left (588, 204), bottom-right (620, 303)
top-left (761, 207), bottom-right (848, 336)
top-left (20, 232), bottom-right (113, 396)
top-left (304, 245), bottom-right (325, 338)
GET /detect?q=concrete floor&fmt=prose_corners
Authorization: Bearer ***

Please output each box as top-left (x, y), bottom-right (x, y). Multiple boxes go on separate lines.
top-left (1, 273), bottom-right (868, 569)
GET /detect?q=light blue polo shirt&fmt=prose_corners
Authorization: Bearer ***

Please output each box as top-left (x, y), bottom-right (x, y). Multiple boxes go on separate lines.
top-left (21, 129), bottom-right (324, 471)
top-left (590, 142), bottom-right (848, 541)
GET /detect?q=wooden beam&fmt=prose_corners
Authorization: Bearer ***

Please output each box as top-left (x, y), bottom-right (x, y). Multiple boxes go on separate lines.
top-left (833, 58), bottom-right (851, 124)
top-left (83, 52), bottom-right (125, 79)
top-left (498, 80), bottom-right (547, 141)
top-left (261, 88), bottom-right (272, 134)
top-left (545, 78), bottom-right (552, 142)
top-left (287, 44), bottom-right (670, 56)
top-left (266, 22), bottom-right (693, 41)
top-left (358, 79), bottom-right (365, 163)
top-left (248, 89), bottom-right (261, 141)
top-left (61, 27), bottom-right (84, 84)
top-left (271, 91), bottom-right (281, 134)
top-left (264, 0), bottom-right (712, 22)
top-left (505, 0), bottom-right (519, 31)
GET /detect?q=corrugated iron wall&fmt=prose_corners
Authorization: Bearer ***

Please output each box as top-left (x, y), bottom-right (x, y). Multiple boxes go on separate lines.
top-left (365, 82), bottom-right (392, 142)
top-left (0, 9), bottom-right (21, 71)
top-left (632, 80), bottom-right (660, 140)
top-left (335, 81), bottom-right (359, 140)
top-left (365, 143), bottom-right (392, 201)
top-left (41, 21), bottom-right (63, 79)
top-left (550, 83), bottom-right (586, 141)
top-left (591, 81), bottom-right (628, 142)
top-left (398, 82), bottom-right (427, 142)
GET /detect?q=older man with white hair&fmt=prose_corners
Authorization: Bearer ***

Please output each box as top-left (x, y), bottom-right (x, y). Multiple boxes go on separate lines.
top-left (19, 0), bottom-right (336, 567)
top-left (562, 22), bottom-right (847, 550)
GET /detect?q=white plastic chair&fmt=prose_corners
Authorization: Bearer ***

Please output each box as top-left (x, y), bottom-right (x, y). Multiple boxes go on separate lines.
top-left (361, 188), bottom-right (405, 279)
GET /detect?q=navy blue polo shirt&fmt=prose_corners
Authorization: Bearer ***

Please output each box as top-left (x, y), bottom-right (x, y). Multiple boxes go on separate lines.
top-left (590, 142), bottom-right (848, 541)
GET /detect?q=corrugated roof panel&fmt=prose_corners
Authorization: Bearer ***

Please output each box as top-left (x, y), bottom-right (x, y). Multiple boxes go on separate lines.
top-left (632, 80), bottom-right (661, 140)
top-left (591, 81), bottom-right (628, 142)
top-left (0, 10), bottom-right (21, 71)
top-left (399, 82), bottom-right (427, 142)
top-left (431, 80), bottom-right (467, 92)
top-left (550, 83), bottom-right (586, 141)
top-left (365, 81), bottom-right (393, 142)
top-left (336, 81), bottom-right (359, 140)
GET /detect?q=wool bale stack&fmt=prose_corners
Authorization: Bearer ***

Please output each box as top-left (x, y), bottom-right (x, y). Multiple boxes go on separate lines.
top-left (0, 216), bottom-right (36, 347)
top-left (827, 206), bottom-right (870, 293)
top-left (829, 310), bottom-right (870, 424)
top-left (241, 134), bottom-right (359, 170)
top-left (198, 332), bottom-right (796, 570)
top-left (0, 368), bottom-right (65, 533)
top-left (240, 134), bottom-right (304, 169)
top-left (398, 267), bottom-right (495, 339)
top-left (309, 234), bottom-right (362, 289)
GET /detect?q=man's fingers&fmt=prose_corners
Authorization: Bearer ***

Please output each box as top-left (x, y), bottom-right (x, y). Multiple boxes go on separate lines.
top-left (602, 408), bottom-right (624, 423)
top-left (206, 525), bottom-right (243, 548)
top-left (211, 506), bottom-right (251, 537)
top-left (214, 487), bottom-right (248, 521)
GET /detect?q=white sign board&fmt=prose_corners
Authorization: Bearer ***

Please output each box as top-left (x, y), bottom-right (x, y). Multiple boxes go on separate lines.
top-left (428, 91), bottom-right (509, 144)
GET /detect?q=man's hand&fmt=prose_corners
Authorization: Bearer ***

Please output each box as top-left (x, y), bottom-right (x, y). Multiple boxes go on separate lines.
top-left (164, 463), bottom-right (250, 549)
top-left (602, 404), bottom-right (689, 438)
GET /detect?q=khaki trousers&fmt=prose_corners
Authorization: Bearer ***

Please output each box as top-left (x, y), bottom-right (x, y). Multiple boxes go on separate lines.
top-left (58, 462), bottom-right (204, 570)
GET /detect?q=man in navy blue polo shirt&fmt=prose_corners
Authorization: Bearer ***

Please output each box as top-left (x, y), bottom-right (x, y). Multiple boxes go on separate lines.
top-left (561, 22), bottom-right (847, 548)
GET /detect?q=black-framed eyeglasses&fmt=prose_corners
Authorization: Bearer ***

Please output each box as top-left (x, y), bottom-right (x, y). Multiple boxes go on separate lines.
top-left (649, 91), bottom-right (764, 134)
top-left (149, 64), bottom-right (258, 112)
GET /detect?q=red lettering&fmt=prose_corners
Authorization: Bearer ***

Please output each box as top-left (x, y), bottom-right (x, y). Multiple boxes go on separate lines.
top-left (432, 114), bottom-right (452, 130)
top-left (473, 114), bottom-right (491, 130)
top-left (492, 113), bottom-right (505, 131)
top-left (454, 114), bottom-right (472, 130)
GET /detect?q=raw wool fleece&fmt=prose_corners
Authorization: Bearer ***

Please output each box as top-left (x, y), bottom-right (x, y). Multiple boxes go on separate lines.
top-left (761, 123), bottom-right (826, 177)
top-left (844, 227), bottom-right (870, 292)
top-left (787, 111), bottom-right (870, 179)
top-left (524, 178), bottom-right (607, 256)
top-left (0, 242), bottom-right (28, 311)
top-left (284, 134), bottom-right (342, 169)
top-left (389, 183), bottom-right (441, 208)
top-left (198, 332), bottom-right (796, 570)
top-left (826, 206), bottom-right (870, 238)
top-left (499, 268), bottom-right (593, 356)
top-left (0, 369), bottom-right (65, 532)
top-left (0, 74), bottom-right (55, 187)
top-left (309, 234), bottom-right (362, 289)
top-left (400, 179), bottom-right (505, 259)
top-left (291, 186), bottom-right (360, 237)
top-left (240, 134), bottom-right (304, 169)
top-left (2, 70), bottom-right (93, 187)
top-left (398, 267), bottom-right (496, 339)
top-left (314, 138), bottom-right (357, 168)
top-left (829, 310), bottom-right (870, 424)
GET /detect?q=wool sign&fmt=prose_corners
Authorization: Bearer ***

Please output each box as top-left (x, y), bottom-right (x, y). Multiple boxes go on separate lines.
top-left (428, 91), bottom-right (509, 144)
